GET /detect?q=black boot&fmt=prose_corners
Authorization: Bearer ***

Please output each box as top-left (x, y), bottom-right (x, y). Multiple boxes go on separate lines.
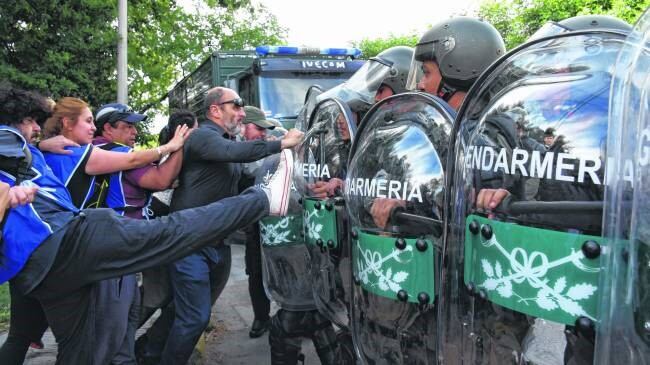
top-left (249, 318), bottom-right (271, 338)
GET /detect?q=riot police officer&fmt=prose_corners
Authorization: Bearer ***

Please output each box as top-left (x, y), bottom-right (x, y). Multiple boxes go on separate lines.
top-left (371, 16), bottom-right (506, 235)
top-left (475, 13), bottom-right (633, 218)
top-left (265, 45), bottom-right (417, 364)
top-left (343, 17), bottom-right (506, 365)
top-left (307, 45), bottom-right (416, 197)
top-left (256, 154), bottom-right (343, 365)
top-left (406, 16), bottom-right (506, 110)
top-left (439, 15), bottom-right (631, 365)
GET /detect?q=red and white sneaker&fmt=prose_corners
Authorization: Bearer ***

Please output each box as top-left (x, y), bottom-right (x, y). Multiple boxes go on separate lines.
top-left (263, 149), bottom-right (294, 216)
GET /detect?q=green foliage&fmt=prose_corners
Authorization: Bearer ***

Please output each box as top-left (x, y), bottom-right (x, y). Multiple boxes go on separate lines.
top-left (353, 0), bottom-right (648, 58)
top-left (0, 0), bottom-right (286, 137)
top-left (352, 34), bottom-right (419, 59)
top-left (0, 0), bottom-right (117, 106)
top-left (128, 0), bottom-right (285, 115)
top-left (478, 0), bottom-right (650, 49)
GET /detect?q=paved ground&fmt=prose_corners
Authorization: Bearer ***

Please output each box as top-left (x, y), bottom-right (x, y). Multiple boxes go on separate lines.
top-left (204, 243), bottom-right (318, 365)
top-left (0, 243), bottom-right (318, 364)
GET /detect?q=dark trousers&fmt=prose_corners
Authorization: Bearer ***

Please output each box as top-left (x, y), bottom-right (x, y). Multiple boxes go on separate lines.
top-left (244, 222), bottom-right (270, 321)
top-left (269, 309), bottom-right (341, 365)
top-left (0, 278), bottom-right (140, 365)
top-left (93, 274), bottom-right (140, 365)
top-left (150, 245), bottom-right (231, 365)
top-left (21, 188), bottom-right (268, 365)
top-left (0, 282), bottom-right (48, 365)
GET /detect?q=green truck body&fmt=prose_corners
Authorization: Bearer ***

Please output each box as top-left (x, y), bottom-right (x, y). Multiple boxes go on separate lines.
top-left (168, 48), bottom-right (364, 128)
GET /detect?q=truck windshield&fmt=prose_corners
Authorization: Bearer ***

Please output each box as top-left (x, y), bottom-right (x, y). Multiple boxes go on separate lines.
top-left (259, 76), bottom-right (349, 118)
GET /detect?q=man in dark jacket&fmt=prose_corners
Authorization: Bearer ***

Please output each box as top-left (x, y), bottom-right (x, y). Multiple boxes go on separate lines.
top-left (158, 87), bottom-right (303, 364)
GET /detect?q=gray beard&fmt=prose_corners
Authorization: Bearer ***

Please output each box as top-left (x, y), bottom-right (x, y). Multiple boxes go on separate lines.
top-left (229, 125), bottom-right (241, 136)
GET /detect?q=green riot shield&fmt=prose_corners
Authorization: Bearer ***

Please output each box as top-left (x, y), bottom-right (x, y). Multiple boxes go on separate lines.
top-left (596, 9), bottom-right (650, 365)
top-left (294, 98), bottom-right (357, 330)
top-left (439, 30), bottom-right (628, 364)
top-left (345, 92), bottom-right (454, 364)
top-left (256, 154), bottom-right (315, 311)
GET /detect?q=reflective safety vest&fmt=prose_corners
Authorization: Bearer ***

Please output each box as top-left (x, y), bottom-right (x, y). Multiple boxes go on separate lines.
top-left (94, 143), bottom-right (153, 219)
top-left (44, 145), bottom-right (95, 209)
top-left (0, 127), bottom-right (78, 283)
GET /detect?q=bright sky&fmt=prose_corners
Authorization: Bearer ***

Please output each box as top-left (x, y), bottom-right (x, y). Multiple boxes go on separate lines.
top-left (255, 0), bottom-right (481, 47)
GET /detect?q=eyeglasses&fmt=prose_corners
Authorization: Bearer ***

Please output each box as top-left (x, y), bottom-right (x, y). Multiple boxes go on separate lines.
top-left (217, 98), bottom-right (245, 108)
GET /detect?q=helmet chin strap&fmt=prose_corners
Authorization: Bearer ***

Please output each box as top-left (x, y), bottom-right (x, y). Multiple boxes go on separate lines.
top-left (436, 81), bottom-right (457, 102)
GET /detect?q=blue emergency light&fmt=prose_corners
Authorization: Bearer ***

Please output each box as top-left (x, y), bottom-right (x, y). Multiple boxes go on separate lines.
top-left (255, 46), bottom-right (362, 58)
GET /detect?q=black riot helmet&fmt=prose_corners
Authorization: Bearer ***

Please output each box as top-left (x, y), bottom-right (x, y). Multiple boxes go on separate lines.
top-left (406, 17), bottom-right (506, 98)
top-left (530, 14), bottom-right (632, 40)
top-left (372, 46), bottom-right (414, 94)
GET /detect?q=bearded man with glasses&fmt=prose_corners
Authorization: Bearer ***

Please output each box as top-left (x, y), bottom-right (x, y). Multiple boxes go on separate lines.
top-left (140, 87), bottom-right (303, 364)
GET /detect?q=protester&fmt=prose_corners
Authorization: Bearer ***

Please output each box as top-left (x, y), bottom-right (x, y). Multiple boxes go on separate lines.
top-left (149, 87), bottom-right (303, 365)
top-left (0, 184), bottom-right (41, 365)
top-left (136, 110), bottom-right (206, 365)
top-left (0, 86), bottom-right (297, 364)
top-left (0, 91), bottom-right (57, 365)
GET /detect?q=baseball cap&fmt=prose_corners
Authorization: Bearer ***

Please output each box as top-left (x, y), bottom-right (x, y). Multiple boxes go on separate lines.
top-left (95, 103), bottom-right (147, 128)
top-left (243, 106), bottom-right (276, 129)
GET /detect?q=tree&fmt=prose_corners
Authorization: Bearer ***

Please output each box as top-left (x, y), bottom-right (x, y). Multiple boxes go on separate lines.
top-left (128, 0), bottom-right (286, 117)
top-left (478, 0), bottom-right (650, 49)
top-left (0, 0), bottom-right (286, 124)
top-left (352, 34), bottom-right (419, 59)
top-left (0, 1), bottom-right (118, 107)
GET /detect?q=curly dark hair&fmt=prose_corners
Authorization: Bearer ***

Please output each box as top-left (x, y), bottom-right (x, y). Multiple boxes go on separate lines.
top-left (158, 109), bottom-right (197, 145)
top-left (0, 86), bottom-right (52, 127)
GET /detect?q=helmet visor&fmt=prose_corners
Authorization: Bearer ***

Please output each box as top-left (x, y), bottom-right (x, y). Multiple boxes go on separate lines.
top-left (318, 59), bottom-right (392, 110)
top-left (295, 85), bottom-right (324, 132)
top-left (405, 55), bottom-right (423, 91)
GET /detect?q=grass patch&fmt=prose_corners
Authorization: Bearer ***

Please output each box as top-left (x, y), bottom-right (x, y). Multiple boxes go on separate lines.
top-left (0, 283), bottom-right (10, 330)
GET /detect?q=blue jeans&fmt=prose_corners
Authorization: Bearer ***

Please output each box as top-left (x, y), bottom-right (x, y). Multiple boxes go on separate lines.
top-left (160, 246), bottom-right (232, 365)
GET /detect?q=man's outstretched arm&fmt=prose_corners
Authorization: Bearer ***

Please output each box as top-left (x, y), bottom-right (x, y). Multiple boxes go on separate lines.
top-left (136, 149), bottom-right (184, 191)
top-left (192, 129), bottom-right (303, 163)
